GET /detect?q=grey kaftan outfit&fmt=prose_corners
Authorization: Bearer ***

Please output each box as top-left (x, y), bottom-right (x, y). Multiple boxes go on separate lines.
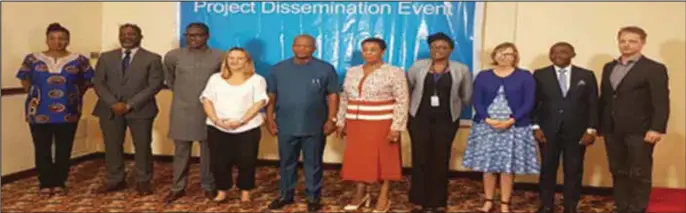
top-left (164, 47), bottom-right (224, 192)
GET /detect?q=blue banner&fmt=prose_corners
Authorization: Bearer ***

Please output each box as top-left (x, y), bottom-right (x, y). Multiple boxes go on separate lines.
top-left (179, 1), bottom-right (483, 120)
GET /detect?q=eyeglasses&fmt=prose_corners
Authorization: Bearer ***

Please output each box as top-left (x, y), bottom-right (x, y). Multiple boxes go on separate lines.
top-left (497, 52), bottom-right (516, 58)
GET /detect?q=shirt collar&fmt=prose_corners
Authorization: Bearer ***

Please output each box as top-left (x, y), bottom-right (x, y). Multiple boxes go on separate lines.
top-left (122, 47), bottom-right (140, 55)
top-left (184, 46), bottom-right (211, 53)
top-left (290, 57), bottom-right (315, 66)
top-left (616, 54), bottom-right (642, 65)
top-left (553, 64), bottom-right (572, 73)
top-left (429, 60), bottom-right (450, 73)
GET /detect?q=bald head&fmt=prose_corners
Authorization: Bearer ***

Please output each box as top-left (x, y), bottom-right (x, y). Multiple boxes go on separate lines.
top-left (292, 34), bottom-right (316, 59)
top-left (293, 34), bottom-right (316, 47)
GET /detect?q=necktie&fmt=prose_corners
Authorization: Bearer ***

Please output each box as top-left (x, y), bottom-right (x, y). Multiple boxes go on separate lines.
top-left (122, 50), bottom-right (131, 75)
top-left (558, 69), bottom-right (568, 97)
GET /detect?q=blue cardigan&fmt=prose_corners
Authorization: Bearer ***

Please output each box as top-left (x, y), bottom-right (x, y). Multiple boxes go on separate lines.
top-left (472, 68), bottom-right (536, 127)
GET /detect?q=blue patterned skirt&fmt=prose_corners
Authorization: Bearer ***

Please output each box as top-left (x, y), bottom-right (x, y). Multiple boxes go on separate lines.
top-left (462, 122), bottom-right (540, 174)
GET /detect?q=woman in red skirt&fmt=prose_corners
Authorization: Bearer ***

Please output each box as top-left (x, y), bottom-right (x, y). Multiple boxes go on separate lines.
top-left (335, 37), bottom-right (410, 213)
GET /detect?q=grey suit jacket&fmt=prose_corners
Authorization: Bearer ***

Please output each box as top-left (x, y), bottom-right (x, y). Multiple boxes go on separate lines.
top-left (92, 48), bottom-right (164, 119)
top-left (407, 59), bottom-right (473, 121)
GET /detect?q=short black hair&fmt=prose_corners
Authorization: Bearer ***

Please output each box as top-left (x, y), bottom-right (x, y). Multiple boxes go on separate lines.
top-left (551, 41), bottom-right (575, 53)
top-left (427, 32), bottom-right (454, 49)
top-left (119, 23), bottom-right (142, 35)
top-left (186, 22), bottom-right (209, 35)
top-left (46, 22), bottom-right (70, 37)
top-left (361, 37), bottom-right (387, 51)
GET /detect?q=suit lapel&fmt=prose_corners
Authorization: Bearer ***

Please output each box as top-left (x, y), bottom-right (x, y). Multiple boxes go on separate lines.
top-left (448, 62), bottom-right (460, 84)
top-left (124, 48), bottom-right (145, 82)
top-left (566, 66), bottom-right (582, 98)
top-left (615, 57), bottom-right (643, 91)
top-left (603, 61), bottom-right (617, 92)
top-left (418, 63), bottom-right (430, 83)
top-left (113, 49), bottom-right (125, 81)
top-left (545, 66), bottom-right (565, 98)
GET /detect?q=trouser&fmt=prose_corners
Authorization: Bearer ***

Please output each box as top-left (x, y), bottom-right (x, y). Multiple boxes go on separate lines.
top-left (407, 113), bottom-right (460, 208)
top-left (29, 123), bottom-right (79, 189)
top-left (170, 139), bottom-right (215, 192)
top-left (605, 133), bottom-right (654, 213)
top-left (538, 126), bottom-right (587, 209)
top-left (99, 116), bottom-right (154, 186)
top-left (277, 133), bottom-right (325, 203)
top-left (207, 126), bottom-right (261, 190)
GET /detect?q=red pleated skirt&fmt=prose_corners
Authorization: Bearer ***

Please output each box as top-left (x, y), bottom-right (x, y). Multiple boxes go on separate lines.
top-left (341, 118), bottom-right (402, 183)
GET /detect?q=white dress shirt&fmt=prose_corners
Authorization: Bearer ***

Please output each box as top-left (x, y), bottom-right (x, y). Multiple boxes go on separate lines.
top-left (200, 73), bottom-right (269, 134)
top-left (122, 47), bottom-right (139, 62)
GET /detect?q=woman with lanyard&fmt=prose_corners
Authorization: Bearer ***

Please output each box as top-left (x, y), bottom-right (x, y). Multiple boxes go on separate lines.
top-left (406, 32), bottom-right (474, 213)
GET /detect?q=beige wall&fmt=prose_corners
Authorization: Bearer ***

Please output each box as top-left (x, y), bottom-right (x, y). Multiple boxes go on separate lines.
top-left (2, 2), bottom-right (684, 188)
top-left (507, 2), bottom-right (686, 187)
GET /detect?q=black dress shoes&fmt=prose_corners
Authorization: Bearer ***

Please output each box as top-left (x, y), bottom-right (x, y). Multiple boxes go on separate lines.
top-left (563, 208), bottom-right (578, 213)
top-left (538, 206), bottom-right (555, 213)
top-left (95, 181), bottom-right (126, 194)
top-left (307, 201), bottom-right (322, 212)
top-left (204, 190), bottom-right (218, 200)
top-left (136, 182), bottom-right (153, 196)
top-left (164, 190), bottom-right (186, 203)
top-left (267, 198), bottom-right (294, 210)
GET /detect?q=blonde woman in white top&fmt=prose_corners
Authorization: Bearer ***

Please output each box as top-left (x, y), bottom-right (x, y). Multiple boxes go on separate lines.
top-left (200, 47), bottom-right (268, 203)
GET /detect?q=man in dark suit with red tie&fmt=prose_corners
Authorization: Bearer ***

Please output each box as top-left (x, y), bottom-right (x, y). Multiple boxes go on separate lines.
top-left (599, 26), bottom-right (670, 213)
top-left (532, 42), bottom-right (599, 213)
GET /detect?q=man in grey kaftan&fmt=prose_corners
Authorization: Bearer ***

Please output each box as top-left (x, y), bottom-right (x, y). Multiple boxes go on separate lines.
top-left (162, 23), bottom-right (225, 203)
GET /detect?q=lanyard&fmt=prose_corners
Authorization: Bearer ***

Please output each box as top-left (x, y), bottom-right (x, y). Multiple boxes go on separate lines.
top-left (432, 65), bottom-right (449, 95)
top-left (432, 67), bottom-right (448, 82)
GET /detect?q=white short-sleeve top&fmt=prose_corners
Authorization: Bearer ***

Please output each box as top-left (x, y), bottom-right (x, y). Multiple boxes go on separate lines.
top-left (200, 73), bottom-right (269, 133)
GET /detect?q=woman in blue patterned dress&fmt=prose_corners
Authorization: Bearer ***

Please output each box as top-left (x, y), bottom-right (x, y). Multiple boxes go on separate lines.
top-left (15, 23), bottom-right (94, 197)
top-left (462, 42), bottom-right (539, 212)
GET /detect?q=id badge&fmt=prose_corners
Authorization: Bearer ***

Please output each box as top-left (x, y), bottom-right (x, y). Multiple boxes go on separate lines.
top-left (430, 95), bottom-right (440, 107)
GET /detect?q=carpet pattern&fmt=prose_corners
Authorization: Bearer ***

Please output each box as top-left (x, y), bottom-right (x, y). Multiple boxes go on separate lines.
top-left (1, 159), bottom-right (616, 212)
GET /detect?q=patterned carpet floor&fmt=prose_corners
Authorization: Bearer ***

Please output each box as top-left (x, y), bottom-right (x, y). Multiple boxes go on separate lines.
top-left (1, 159), bottom-right (615, 212)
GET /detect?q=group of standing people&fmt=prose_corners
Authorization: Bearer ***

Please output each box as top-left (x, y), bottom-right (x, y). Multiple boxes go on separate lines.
top-left (17, 21), bottom-right (669, 213)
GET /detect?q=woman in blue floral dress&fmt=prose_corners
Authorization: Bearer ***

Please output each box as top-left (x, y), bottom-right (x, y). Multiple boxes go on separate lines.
top-left (462, 42), bottom-right (539, 212)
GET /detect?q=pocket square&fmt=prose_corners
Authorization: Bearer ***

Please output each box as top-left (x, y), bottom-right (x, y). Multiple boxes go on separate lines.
top-left (577, 80), bottom-right (586, 86)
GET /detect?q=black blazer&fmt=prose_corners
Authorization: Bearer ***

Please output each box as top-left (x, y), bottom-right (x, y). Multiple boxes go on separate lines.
top-left (598, 56), bottom-right (669, 135)
top-left (533, 65), bottom-right (599, 141)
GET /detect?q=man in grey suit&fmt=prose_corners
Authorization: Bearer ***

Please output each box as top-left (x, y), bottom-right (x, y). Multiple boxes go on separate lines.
top-left (92, 24), bottom-right (164, 196)
top-left (162, 23), bottom-right (224, 203)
